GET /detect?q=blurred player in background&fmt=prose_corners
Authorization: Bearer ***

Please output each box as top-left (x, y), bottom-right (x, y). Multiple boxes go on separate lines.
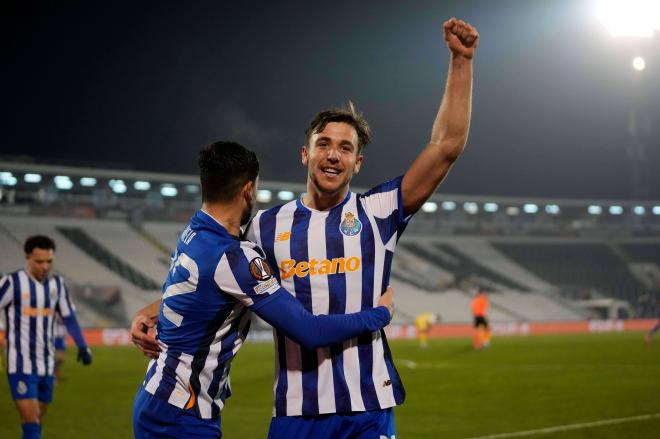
top-left (471, 290), bottom-right (491, 350)
top-left (0, 235), bottom-right (92, 439)
top-left (245, 17), bottom-right (478, 438)
top-left (644, 320), bottom-right (660, 344)
top-left (415, 312), bottom-right (438, 348)
top-left (131, 141), bottom-right (395, 439)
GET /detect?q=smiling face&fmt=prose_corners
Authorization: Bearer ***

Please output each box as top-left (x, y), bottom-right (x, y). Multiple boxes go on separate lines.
top-left (302, 122), bottom-right (363, 202)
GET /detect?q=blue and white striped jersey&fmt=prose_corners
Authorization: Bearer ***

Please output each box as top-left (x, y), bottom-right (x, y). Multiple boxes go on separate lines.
top-left (246, 176), bottom-right (412, 417)
top-left (142, 210), bottom-right (281, 420)
top-left (0, 270), bottom-right (77, 376)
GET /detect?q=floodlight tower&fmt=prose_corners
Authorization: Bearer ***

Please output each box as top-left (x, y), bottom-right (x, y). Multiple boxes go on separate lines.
top-left (596, 0), bottom-right (659, 199)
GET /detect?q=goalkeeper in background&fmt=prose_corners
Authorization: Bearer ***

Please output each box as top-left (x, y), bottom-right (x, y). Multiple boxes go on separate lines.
top-left (471, 290), bottom-right (491, 350)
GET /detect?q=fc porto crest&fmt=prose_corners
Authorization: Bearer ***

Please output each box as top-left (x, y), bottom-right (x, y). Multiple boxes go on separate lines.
top-left (339, 212), bottom-right (362, 236)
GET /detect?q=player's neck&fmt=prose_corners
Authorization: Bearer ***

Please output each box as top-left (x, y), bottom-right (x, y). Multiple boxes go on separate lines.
top-left (201, 202), bottom-right (242, 237)
top-left (303, 182), bottom-right (350, 211)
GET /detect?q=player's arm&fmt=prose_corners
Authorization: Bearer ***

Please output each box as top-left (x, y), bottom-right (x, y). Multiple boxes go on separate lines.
top-left (219, 243), bottom-right (394, 350)
top-left (130, 299), bottom-right (161, 359)
top-left (401, 18), bottom-right (479, 216)
top-left (252, 287), bottom-right (393, 350)
top-left (0, 275), bottom-right (14, 310)
top-left (56, 281), bottom-right (92, 365)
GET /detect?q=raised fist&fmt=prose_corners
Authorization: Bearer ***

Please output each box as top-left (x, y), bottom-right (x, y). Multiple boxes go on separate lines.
top-left (444, 18), bottom-right (479, 59)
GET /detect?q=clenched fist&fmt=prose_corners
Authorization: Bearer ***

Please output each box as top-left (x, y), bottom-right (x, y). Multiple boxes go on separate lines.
top-left (444, 18), bottom-right (479, 59)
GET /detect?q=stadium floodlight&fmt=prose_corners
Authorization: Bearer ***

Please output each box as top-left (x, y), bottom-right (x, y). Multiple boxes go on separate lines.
top-left (463, 202), bottom-right (479, 215)
top-left (422, 201), bottom-right (438, 213)
top-left (185, 184), bottom-right (199, 194)
top-left (588, 205), bottom-right (603, 215)
top-left (505, 206), bottom-right (520, 216)
top-left (160, 184), bottom-right (178, 197)
top-left (609, 205), bottom-right (624, 215)
top-left (653, 206), bottom-right (660, 215)
top-left (523, 203), bottom-right (538, 214)
top-left (545, 204), bottom-right (561, 215)
top-left (633, 206), bottom-right (646, 215)
top-left (596, 0), bottom-right (660, 38)
top-left (256, 189), bottom-right (272, 203)
top-left (54, 175), bottom-right (73, 190)
top-left (109, 179), bottom-right (127, 194)
top-left (441, 201), bottom-right (456, 211)
top-left (24, 173), bottom-right (42, 183)
top-left (134, 181), bottom-right (151, 191)
top-left (0, 172), bottom-right (18, 186)
top-left (277, 190), bottom-right (295, 201)
top-left (80, 177), bottom-right (97, 187)
top-left (632, 57), bottom-right (646, 71)
top-left (483, 202), bottom-right (498, 213)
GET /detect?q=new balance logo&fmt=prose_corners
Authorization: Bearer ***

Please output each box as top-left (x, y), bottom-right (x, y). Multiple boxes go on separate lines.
top-left (275, 232), bottom-right (291, 242)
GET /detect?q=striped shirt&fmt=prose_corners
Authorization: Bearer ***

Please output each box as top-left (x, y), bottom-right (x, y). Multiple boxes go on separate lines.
top-left (142, 210), bottom-right (280, 420)
top-left (0, 270), bottom-right (77, 376)
top-left (246, 176), bottom-right (412, 417)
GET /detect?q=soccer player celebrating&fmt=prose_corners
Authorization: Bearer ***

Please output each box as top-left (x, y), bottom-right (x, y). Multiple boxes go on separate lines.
top-left (0, 236), bottom-right (92, 439)
top-left (245, 18), bottom-right (478, 437)
top-left (132, 141), bottom-right (395, 438)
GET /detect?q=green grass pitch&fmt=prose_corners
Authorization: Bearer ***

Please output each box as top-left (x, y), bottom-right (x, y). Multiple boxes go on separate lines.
top-left (1, 332), bottom-right (659, 438)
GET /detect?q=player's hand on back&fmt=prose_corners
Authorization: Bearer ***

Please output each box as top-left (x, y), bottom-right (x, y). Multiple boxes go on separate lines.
top-left (77, 346), bottom-right (93, 365)
top-left (377, 286), bottom-right (395, 321)
top-left (443, 18), bottom-right (479, 59)
top-left (130, 313), bottom-right (160, 359)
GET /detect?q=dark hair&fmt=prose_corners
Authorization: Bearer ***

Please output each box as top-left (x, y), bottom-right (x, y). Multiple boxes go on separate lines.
top-left (198, 141), bottom-right (259, 203)
top-left (24, 235), bottom-right (56, 254)
top-left (305, 101), bottom-right (371, 153)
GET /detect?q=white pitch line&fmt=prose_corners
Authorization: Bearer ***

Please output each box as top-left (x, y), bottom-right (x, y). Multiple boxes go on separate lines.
top-left (398, 359), bottom-right (418, 369)
top-left (459, 413), bottom-right (660, 439)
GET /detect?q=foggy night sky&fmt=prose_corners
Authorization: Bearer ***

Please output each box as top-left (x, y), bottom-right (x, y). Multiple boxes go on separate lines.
top-left (3, 0), bottom-right (660, 200)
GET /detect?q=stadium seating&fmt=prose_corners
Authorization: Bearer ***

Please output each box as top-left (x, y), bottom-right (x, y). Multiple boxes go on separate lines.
top-left (493, 242), bottom-right (649, 302)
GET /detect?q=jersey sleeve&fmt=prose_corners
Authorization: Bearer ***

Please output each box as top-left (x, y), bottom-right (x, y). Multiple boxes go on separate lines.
top-left (214, 240), bottom-right (281, 308)
top-left (55, 277), bottom-right (77, 318)
top-left (360, 175), bottom-right (413, 246)
top-left (0, 275), bottom-right (13, 309)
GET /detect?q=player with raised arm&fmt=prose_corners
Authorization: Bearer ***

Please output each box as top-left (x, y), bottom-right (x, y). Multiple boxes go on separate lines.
top-left (244, 18), bottom-right (478, 438)
top-left (0, 236), bottom-right (92, 439)
top-left (132, 141), bottom-right (395, 438)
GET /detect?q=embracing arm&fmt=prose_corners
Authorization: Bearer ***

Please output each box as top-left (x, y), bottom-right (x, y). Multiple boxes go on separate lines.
top-left (130, 289), bottom-right (394, 355)
top-left (130, 299), bottom-right (162, 359)
top-left (253, 287), bottom-right (394, 350)
top-left (402, 18), bottom-right (479, 216)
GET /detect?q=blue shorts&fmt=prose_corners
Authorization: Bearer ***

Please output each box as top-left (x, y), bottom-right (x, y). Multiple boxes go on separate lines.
top-left (133, 387), bottom-right (222, 439)
top-left (54, 336), bottom-right (67, 352)
top-left (7, 373), bottom-right (55, 402)
top-left (268, 408), bottom-right (396, 439)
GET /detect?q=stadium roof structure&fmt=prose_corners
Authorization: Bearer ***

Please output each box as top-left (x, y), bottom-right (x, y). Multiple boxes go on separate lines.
top-left (1, 160), bottom-right (659, 237)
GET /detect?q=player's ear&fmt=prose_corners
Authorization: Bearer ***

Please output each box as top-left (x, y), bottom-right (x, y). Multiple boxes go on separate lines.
top-left (353, 153), bottom-right (363, 174)
top-left (301, 145), bottom-right (309, 166)
top-left (244, 180), bottom-right (255, 199)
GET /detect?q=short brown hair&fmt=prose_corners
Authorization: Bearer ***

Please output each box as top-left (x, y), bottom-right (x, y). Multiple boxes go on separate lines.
top-left (305, 101), bottom-right (371, 153)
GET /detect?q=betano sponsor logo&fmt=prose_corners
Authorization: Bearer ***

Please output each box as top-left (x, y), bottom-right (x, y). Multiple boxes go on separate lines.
top-left (280, 257), bottom-right (361, 279)
top-left (22, 307), bottom-right (54, 317)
